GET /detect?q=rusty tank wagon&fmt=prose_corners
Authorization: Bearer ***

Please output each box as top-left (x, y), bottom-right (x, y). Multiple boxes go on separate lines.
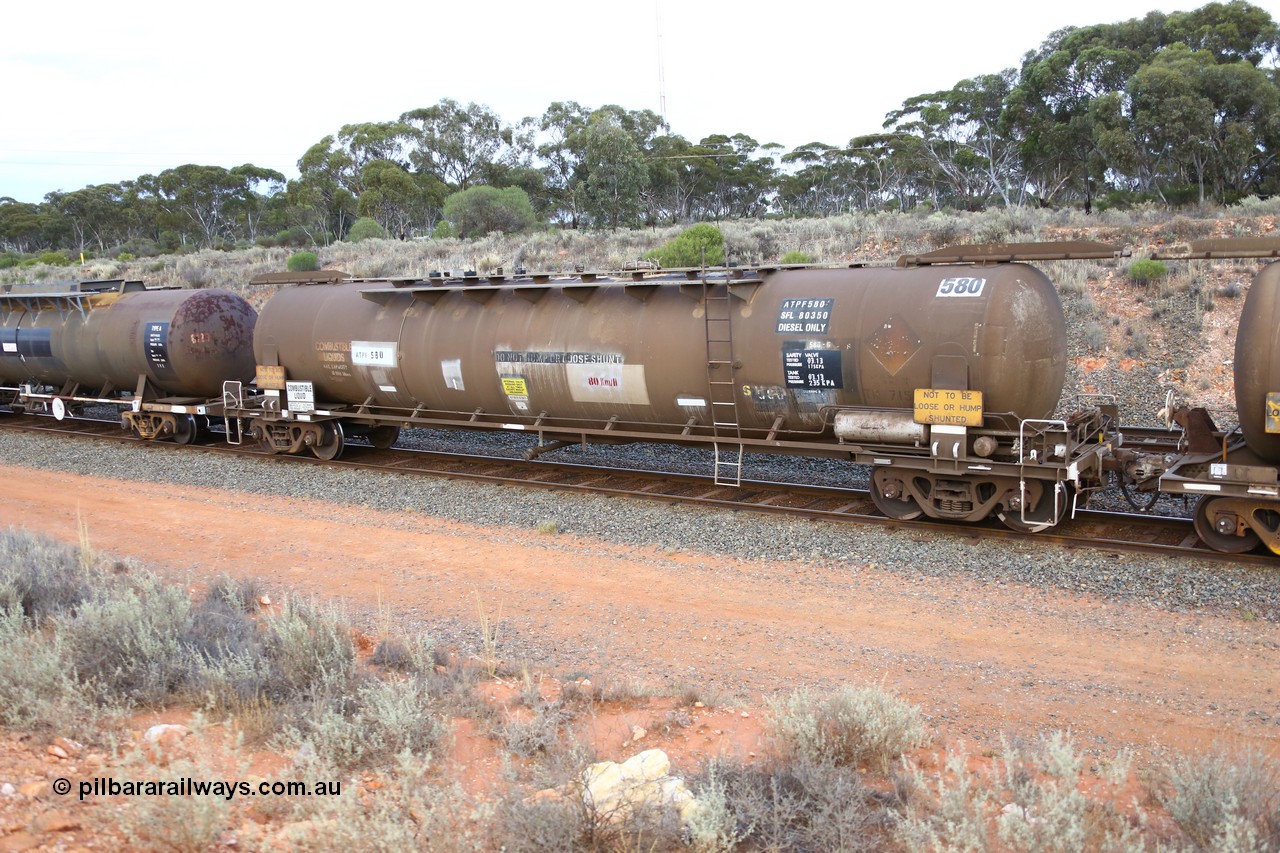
top-left (0, 279), bottom-right (256, 442)
top-left (241, 245), bottom-right (1121, 531)
top-left (1149, 239), bottom-right (1280, 554)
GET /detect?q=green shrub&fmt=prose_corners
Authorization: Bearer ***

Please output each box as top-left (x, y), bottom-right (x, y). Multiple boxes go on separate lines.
top-left (21, 251), bottom-right (72, 267)
top-left (443, 186), bottom-right (539, 239)
top-left (646, 223), bottom-right (725, 268)
top-left (287, 251), bottom-right (319, 272)
top-left (1126, 258), bottom-right (1169, 283)
top-left (779, 250), bottom-right (815, 264)
top-left (346, 216), bottom-right (387, 242)
top-left (116, 252), bottom-right (134, 261)
top-left (270, 226), bottom-right (311, 248)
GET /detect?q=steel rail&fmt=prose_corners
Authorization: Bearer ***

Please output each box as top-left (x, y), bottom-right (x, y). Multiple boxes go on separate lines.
top-left (1, 413), bottom-right (1273, 567)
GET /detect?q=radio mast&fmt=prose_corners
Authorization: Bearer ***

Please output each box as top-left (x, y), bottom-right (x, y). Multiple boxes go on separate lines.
top-left (655, 2), bottom-right (667, 124)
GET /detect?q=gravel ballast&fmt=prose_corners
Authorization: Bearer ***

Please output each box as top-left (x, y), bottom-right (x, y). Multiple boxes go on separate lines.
top-left (1, 427), bottom-right (1277, 624)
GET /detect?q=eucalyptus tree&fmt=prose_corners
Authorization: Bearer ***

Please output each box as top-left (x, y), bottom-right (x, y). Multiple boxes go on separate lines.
top-left (137, 164), bottom-right (284, 248)
top-left (401, 99), bottom-right (519, 190)
top-left (0, 198), bottom-right (57, 253)
top-left (687, 134), bottom-right (778, 220)
top-left (885, 70), bottom-right (1023, 208)
top-left (581, 114), bottom-right (649, 229)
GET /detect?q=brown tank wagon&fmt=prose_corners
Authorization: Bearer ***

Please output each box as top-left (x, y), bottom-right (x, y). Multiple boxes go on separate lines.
top-left (1148, 240), bottom-right (1280, 554)
top-left (242, 247), bottom-right (1120, 531)
top-left (254, 264), bottom-right (1066, 427)
top-left (0, 280), bottom-right (257, 442)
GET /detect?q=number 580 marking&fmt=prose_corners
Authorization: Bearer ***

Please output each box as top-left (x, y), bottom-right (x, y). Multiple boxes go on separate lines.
top-left (936, 277), bottom-right (986, 297)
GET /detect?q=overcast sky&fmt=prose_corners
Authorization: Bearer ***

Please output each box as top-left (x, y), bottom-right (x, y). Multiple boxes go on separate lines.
top-left (1, 0), bottom-right (1238, 203)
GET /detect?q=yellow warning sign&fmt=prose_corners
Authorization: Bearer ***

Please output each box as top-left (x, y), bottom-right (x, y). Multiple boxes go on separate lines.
top-left (913, 388), bottom-right (984, 426)
top-left (502, 376), bottom-right (528, 396)
top-left (256, 365), bottom-right (286, 390)
top-left (1266, 392), bottom-right (1280, 434)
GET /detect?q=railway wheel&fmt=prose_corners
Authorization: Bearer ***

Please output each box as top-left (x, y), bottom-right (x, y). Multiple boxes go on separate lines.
top-left (998, 483), bottom-right (1071, 533)
top-left (312, 421), bottom-right (345, 461)
top-left (366, 425), bottom-right (400, 450)
top-left (1192, 496), bottom-right (1260, 554)
top-left (869, 468), bottom-right (923, 520)
top-left (172, 414), bottom-right (198, 446)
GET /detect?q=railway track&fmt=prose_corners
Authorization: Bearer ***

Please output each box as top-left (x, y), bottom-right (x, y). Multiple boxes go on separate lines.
top-left (1, 412), bottom-right (1273, 567)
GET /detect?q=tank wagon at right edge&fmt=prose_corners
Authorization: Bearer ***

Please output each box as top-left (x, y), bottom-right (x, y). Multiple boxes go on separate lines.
top-left (1141, 238), bottom-right (1280, 554)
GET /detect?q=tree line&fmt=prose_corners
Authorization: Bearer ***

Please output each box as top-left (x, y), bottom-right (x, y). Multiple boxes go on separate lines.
top-left (1, 1), bottom-right (1277, 258)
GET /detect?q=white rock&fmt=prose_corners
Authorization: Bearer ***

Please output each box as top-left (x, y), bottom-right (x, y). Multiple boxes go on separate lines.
top-left (581, 749), bottom-right (700, 825)
top-left (0, 783), bottom-right (15, 797)
top-left (143, 723), bottom-right (192, 745)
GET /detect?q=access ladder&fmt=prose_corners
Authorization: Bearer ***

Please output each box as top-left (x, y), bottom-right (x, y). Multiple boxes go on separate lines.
top-left (703, 280), bottom-right (743, 486)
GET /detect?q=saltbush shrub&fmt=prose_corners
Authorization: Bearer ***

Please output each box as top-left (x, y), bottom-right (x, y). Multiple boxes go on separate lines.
top-left (278, 677), bottom-right (447, 770)
top-left (779, 250), bottom-right (815, 264)
top-left (1158, 748), bottom-right (1280, 850)
top-left (766, 685), bottom-right (928, 771)
top-left (692, 758), bottom-right (885, 850)
top-left (0, 530), bottom-right (95, 621)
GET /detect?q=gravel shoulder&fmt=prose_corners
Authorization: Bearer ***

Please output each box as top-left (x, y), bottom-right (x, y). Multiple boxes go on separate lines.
top-left (1, 431), bottom-right (1278, 761)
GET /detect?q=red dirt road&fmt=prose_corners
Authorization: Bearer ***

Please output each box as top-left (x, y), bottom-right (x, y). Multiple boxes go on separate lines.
top-left (3, 464), bottom-right (1278, 761)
